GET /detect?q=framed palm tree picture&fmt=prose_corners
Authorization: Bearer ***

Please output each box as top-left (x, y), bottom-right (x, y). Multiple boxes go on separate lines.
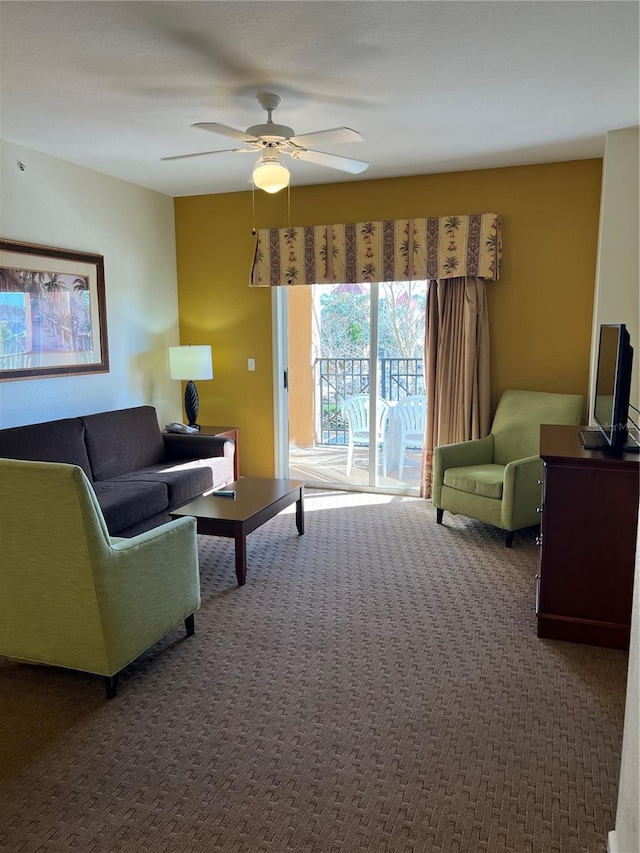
top-left (0, 239), bottom-right (109, 380)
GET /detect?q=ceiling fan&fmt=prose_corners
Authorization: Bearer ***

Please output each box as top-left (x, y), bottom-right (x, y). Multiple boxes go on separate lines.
top-left (162, 92), bottom-right (369, 193)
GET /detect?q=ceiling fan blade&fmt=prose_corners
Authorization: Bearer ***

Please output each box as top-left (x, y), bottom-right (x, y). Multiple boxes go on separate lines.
top-left (288, 127), bottom-right (363, 147)
top-left (161, 148), bottom-right (254, 161)
top-left (291, 149), bottom-right (369, 174)
top-left (192, 122), bottom-right (260, 143)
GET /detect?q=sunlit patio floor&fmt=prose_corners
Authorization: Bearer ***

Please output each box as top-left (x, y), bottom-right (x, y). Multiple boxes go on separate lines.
top-left (288, 443), bottom-right (422, 493)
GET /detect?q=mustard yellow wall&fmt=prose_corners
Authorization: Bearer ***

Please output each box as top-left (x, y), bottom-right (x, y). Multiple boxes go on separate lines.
top-left (175, 159), bottom-right (602, 476)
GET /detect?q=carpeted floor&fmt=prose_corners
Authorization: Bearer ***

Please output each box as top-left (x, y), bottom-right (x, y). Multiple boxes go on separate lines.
top-left (0, 490), bottom-right (629, 853)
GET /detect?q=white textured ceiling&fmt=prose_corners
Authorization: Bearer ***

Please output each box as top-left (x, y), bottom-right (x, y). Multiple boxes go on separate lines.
top-left (1, 1), bottom-right (638, 197)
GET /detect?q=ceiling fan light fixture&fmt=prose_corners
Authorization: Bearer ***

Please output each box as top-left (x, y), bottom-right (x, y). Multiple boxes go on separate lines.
top-left (252, 154), bottom-right (290, 194)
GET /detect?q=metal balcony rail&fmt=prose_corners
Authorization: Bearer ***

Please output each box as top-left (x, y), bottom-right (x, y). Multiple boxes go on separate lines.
top-left (316, 357), bottom-right (424, 445)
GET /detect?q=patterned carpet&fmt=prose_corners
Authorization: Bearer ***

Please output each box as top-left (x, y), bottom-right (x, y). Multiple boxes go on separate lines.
top-left (0, 490), bottom-right (628, 853)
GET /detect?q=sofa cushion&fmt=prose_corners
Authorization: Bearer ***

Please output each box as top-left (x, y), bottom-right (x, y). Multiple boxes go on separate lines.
top-left (81, 406), bottom-right (166, 481)
top-left (109, 460), bottom-right (216, 509)
top-left (92, 479), bottom-right (168, 535)
top-left (115, 510), bottom-right (174, 539)
top-left (443, 464), bottom-right (505, 500)
top-left (0, 418), bottom-right (93, 480)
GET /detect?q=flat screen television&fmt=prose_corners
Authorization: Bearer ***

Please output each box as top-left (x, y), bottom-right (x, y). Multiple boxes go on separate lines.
top-left (581, 323), bottom-right (634, 452)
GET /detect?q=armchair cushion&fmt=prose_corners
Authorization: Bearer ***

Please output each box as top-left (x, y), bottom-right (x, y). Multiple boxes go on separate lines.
top-left (443, 464), bottom-right (505, 500)
top-left (431, 434), bottom-right (494, 507)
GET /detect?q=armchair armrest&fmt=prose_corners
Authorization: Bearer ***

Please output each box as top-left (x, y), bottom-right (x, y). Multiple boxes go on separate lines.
top-left (96, 516), bottom-right (201, 673)
top-left (501, 455), bottom-right (544, 531)
top-left (108, 514), bottom-right (196, 552)
top-left (162, 433), bottom-right (234, 462)
top-left (432, 434), bottom-right (494, 506)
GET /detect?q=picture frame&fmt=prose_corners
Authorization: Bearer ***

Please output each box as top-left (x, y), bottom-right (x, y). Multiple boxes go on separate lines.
top-left (0, 238), bottom-right (109, 381)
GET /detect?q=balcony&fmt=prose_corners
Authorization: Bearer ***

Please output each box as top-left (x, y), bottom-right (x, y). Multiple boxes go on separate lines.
top-left (289, 357), bottom-right (425, 491)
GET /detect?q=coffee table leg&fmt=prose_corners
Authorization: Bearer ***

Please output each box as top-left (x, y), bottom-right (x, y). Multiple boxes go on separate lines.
top-left (296, 490), bottom-right (305, 535)
top-left (234, 530), bottom-right (247, 586)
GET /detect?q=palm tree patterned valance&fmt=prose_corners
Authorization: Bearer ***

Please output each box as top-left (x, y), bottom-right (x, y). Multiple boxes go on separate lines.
top-left (250, 213), bottom-right (501, 287)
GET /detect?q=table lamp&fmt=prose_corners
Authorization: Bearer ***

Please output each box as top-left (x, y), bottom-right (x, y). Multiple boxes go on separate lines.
top-left (169, 344), bottom-right (213, 429)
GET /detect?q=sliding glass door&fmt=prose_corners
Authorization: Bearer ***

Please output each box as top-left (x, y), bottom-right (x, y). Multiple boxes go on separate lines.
top-left (280, 280), bottom-right (427, 494)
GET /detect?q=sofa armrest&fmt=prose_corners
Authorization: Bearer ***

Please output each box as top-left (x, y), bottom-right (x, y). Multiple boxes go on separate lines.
top-left (432, 435), bottom-right (494, 506)
top-left (162, 433), bottom-right (235, 462)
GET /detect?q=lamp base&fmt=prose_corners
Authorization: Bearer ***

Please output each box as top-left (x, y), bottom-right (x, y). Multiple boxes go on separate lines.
top-left (184, 380), bottom-right (200, 429)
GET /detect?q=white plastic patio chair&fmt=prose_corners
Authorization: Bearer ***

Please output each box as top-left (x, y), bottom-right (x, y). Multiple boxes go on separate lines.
top-left (340, 394), bottom-right (390, 476)
top-left (393, 394), bottom-right (427, 479)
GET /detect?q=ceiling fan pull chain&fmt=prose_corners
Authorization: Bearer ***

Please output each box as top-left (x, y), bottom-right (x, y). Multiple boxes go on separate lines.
top-left (250, 181), bottom-right (257, 235)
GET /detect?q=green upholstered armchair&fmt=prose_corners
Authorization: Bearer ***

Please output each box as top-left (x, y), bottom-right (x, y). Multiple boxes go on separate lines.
top-left (0, 459), bottom-right (201, 698)
top-left (432, 390), bottom-right (584, 547)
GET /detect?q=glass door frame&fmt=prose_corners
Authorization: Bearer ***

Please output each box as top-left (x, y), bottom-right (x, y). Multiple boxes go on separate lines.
top-left (272, 287), bottom-right (289, 479)
top-left (272, 283), bottom-right (423, 494)
top-left (366, 281), bottom-right (384, 488)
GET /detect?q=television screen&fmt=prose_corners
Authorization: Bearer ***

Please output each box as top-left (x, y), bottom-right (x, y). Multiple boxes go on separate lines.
top-left (592, 323), bottom-right (633, 450)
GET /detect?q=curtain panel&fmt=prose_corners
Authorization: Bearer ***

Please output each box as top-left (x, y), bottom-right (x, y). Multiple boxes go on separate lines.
top-left (251, 213), bottom-right (501, 287)
top-left (421, 277), bottom-right (491, 499)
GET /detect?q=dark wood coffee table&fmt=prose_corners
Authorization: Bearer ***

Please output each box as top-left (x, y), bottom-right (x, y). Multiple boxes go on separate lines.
top-left (170, 477), bottom-right (304, 586)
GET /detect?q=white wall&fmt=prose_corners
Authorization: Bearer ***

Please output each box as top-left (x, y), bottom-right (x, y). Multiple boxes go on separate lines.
top-left (0, 140), bottom-right (182, 428)
top-left (598, 126), bottom-right (640, 853)
top-left (589, 126), bottom-right (640, 418)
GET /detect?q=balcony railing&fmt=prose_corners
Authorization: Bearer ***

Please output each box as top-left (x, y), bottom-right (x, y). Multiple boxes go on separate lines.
top-left (315, 357), bottom-right (424, 445)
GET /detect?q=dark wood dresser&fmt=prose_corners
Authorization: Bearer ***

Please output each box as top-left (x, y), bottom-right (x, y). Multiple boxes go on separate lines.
top-left (536, 423), bottom-right (639, 650)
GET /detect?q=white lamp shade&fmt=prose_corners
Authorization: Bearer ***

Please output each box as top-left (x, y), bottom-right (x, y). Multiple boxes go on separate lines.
top-left (169, 345), bottom-right (213, 380)
top-left (252, 157), bottom-right (290, 194)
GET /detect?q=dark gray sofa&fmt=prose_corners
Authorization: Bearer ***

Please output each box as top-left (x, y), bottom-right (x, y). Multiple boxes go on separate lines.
top-left (0, 406), bottom-right (235, 536)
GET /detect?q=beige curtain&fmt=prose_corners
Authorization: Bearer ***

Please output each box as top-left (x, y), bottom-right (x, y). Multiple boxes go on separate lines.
top-left (422, 276), bottom-right (491, 498)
